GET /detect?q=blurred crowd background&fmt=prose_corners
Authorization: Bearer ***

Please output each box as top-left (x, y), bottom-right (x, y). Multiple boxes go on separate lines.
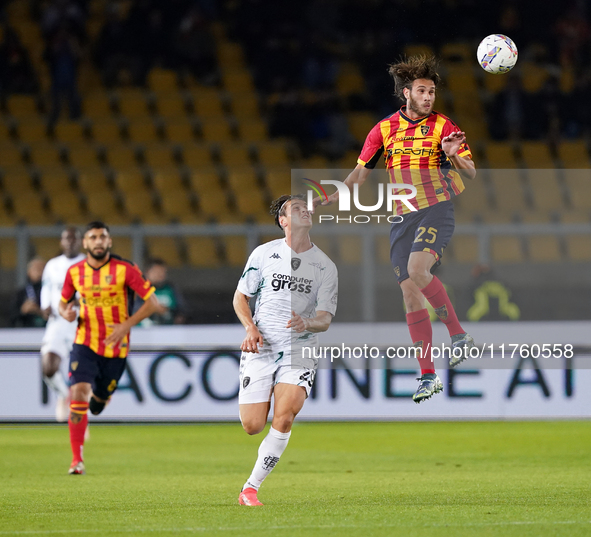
top-left (1, 0), bottom-right (590, 326)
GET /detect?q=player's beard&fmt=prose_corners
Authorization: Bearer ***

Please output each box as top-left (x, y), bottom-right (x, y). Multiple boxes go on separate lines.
top-left (88, 246), bottom-right (110, 261)
top-left (408, 95), bottom-right (432, 117)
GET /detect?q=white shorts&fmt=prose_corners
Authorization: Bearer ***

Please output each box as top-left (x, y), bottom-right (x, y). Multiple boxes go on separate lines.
top-left (238, 350), bottom-right (316, 405)
top-left (41, 319), bottom-right (76, 361)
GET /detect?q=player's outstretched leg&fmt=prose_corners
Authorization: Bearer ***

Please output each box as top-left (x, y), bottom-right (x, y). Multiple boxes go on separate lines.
top-left (421, 276), bottom-right (475, 368)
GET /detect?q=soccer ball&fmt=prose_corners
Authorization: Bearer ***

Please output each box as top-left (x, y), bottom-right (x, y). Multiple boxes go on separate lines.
top-left (477, 34), bottom-right (518, 74)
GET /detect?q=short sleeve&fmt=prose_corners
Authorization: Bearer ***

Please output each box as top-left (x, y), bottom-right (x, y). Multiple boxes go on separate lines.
top-left (441, 118), bottom-right (472, 159)
top-left (125, 263), bottom-right (155, 300)
top-left (357, 122), bottom-right (385, 169)
top-left (315, 261), bottom-right (338, 316)
top-left (60, 269), bottom-right (75, 303)
top-left (237, 247), bottom-right (264, 298)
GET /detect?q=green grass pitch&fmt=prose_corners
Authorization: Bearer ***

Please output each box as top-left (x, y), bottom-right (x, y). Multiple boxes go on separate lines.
top-left (1, 421), bottom-right (590, 536)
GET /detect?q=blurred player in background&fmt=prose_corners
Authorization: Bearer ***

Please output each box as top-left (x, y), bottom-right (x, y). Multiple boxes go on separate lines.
top-left (59, 221), bottom-right (158, 475)
top-left (233, 195), bottom-right (338, 506)
top-left (316, 56), bottom-right (476, 403)
top-left (40, 227), bottom-right (85, 422)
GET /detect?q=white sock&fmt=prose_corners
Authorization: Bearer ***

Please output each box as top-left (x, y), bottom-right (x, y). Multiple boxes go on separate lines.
top-left (243, 427), bottom-right (291, 491)
top-left (43, 371), bottom-right (69, 398)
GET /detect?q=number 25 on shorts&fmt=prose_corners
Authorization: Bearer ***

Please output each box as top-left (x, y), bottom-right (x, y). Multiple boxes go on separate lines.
top-left (415, 226), bottom-right (437, 244)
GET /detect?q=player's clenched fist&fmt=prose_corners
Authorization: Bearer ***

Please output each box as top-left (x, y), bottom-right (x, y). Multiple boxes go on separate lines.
top-left (61, 301), bottom-right (77, 322)
top-left (241, 325), bottom-right (264, 353)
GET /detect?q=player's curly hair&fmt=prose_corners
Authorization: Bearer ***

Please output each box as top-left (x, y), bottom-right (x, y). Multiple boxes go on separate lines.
top-left (270, 194), bottom-right (306, 230)
top-left (388, 55), bottom-right (441, 100)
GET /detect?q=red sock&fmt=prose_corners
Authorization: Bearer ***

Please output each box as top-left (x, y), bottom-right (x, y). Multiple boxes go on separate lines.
top-left (421, 276), bottom-right (464, 336)
top-left (69, 401), bottom-right (88, 464)
top-left (406, 309), bottom-right (435, 375)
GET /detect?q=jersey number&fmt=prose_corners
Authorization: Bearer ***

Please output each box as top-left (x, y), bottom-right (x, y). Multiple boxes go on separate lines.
top-left (415, 226), bottom-right (437, 244)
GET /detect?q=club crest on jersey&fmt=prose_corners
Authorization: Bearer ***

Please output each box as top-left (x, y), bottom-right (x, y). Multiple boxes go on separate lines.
top-left (105, 275), bottom-right (113, 284)
top-left (243, 376), bottom-right (250, 388)
top-left (420, 125), bottom-right (430, 136)
top-left (291, 258), bottom-right (301, 271)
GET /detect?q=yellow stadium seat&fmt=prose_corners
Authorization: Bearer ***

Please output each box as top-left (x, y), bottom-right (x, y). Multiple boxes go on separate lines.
top-left (218, 142), bottom-right (252, 167)
top-left (112, 237), bottom-right (133, 261)
top-left (264, 167), bottom-right (291, 199)
top-left (68, 143), bottom-right (101, 168)
top-left (0, 239), bottom-right (17, 268)
top-left (222, 68), bottom-right (255, 92)
top-left (404, 44), bottom-right (434, 57)
top-left (226, 167), bottom-right (260, 192)
top-left (145, 236), bottom-right (183, 267)
top-left (521, 62), bottom-right (549, 93)
top-left (197, 188), bottom-right (230, 218)
top-left (478, 210), bottom-right (516, 224)
top-left (85, 190), bottom-right (120, 220)
top-left (127, 119), bottom-right (160, 144)
top-left (76, 167), bottom-right (109, 193)
top-left (105, 146), bottom-right (138, 168)
top-left (123, 189), bottom-right (165, 224)
top-left (218, 42), bottom-right (245, 68)
top-left (0, 121), bottom-right (12, 142)
top-left (257, 141), bottom-right (290, 166)
top-left (528, 235), bottom-right (561, 262)
top-left (182, 144), bottom-right (214, 167)
top-left (236, 118), bottom-right (267, 142)
top-left (560, 210), bottom-right (591, 223)
top-left (528, 169), bottom-right (565, 211)
top-left (520, 141), bottom-right (554, 168)
top-left (484, 142), bottom-right (518, 168)
top-left (31, 237), bottom-right (61, 260)
top-left (234, 189), bottom-right (267, 218)
top-left (336, 63), bottom-right (365, 95)
top-left (9, 191), bottom-right (51, 224)
top-left (449, 235), bottom-right (479, 263)
top-left (143, 144), bottom-right (177, 167)
top-left (54, 121), bottom-right (86, 143)
top-left (147, 69), bottom-right (179, 92)
top-left (186, 236), bottom-right (220, 267)
top-left (38, 168), bottom-right (72, 193)
top-left (222, 236), bottom-right (247, 266)
top-left (186, 166), bottom-right (222, 193)
top-left (29, 143), bottom-right (63, 166)
top-left (348, 112), bottom-right (376, 144)
top-left (375, 236), bottom-right (391, 264)
top-left (18, 120), bottom-right (48, 143)
top-left (558, 141), bottom-right (590, 168)
top-left (483, 72), bottom-right (509, 94)
top-left (563, 170), bottom-right (591, 210)
top-left (491, 236), bottom-right (524, 262)
top-left (200, 118), bottom-right (234, 142)
top-left (164, 118), bottom-right (196, 143)
top-left (7, 95), bottom-right (39, 118)
top-left (116, 89), bottom-right (150, 118)
top-left (455, 177), bottom-right (492, 215)
top-left (230, 93), bottom-right (260, 118)
top-left (520, 211), bottom-right (553, 224)
top-left (151, 167), bottom-right (185, 192)
top-left (91, 119), bottom-right (123, 144)
top-left (155, 94), bottom-right (187, 119)
top-left (566, 235), bottom-right (591, 261)
top-left (192, 90), bottom-right (225, 117)
top-left (113, 168), bottom-right (148, 196)
top-left (49, 190), bottom-right (86, 224)
top-left (160, 188), bottom-right (196, 220)
top-left (446, 70), bottom-right (478, 94)
top-left (489, 169), bottom-right (528, 213)
top-left (0, 143), bottom-right (25, 166)
top-left (83, 93), bottom-right (113, 119)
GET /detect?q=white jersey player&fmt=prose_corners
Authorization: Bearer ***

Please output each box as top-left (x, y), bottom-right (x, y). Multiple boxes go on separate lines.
top-left (40, 227), bottom-right (84, 421)
top-left (234, 195), bottom-right (338, 506)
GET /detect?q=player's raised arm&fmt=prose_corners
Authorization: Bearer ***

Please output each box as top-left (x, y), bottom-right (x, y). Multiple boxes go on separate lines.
top-left (442, 131), bottom-right (476, 180)
top-left (233, 290), bottom-right (264, 353)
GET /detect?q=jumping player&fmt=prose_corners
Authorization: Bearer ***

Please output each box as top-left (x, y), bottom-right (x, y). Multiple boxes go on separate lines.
top-left (316, 56), bottom-right (476, 403)
top-left (234, 195), bottom-right (338, 506)
top-left (59, 222), bottom-right (158, 474)
top-left (40, 227), bottom-right (85, 421)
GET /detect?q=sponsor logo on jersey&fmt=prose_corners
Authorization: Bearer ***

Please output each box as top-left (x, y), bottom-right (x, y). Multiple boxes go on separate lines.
top-left (291, 258), bottom-right (301, 270)
top-left (269, 253), bottom-right (281, 259)
top-left (271, 273), bottom-right (313, 293)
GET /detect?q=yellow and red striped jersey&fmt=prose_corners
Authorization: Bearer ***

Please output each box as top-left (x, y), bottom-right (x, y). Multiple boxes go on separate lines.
top-left (358, 106), bottom-right (472, 215)
top-left (61, 255), bottom-right (155, 358)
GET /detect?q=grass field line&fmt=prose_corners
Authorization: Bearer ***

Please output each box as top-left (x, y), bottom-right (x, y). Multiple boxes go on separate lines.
top-left (1, 520), bottom-right (590, 534)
